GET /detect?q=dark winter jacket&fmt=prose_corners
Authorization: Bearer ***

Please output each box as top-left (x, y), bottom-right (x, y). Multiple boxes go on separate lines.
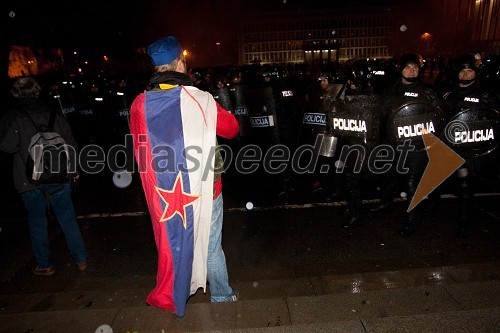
top-left (0, 98), bottom-right (77, 193)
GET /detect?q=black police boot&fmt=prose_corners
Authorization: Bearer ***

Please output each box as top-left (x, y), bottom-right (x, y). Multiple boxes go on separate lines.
top-left (456, 178), bottom-right (473, 238)
top-left (399, 177), bottom-right (419, 237)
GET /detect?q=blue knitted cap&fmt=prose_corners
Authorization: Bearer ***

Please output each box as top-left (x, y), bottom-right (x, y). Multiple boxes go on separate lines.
top-left (147, 36), bottom-right (183, 66)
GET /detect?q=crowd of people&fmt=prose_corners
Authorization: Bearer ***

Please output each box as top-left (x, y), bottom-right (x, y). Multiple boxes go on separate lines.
top-left (186, 53), bottom-right (499, 238)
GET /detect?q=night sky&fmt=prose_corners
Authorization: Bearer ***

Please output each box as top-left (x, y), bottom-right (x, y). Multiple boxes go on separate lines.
top-left (5, 0), bottom-right (398, 67)
top-left (7, 0), bottom-right (395, 45)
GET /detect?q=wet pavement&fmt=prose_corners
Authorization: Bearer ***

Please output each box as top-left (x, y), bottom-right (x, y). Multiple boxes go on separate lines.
top-left (1, 162), bottom-right (500, 332)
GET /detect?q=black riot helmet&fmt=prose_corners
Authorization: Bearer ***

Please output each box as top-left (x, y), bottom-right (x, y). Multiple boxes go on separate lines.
top-left (398, 53), bottom-right (423, 83)
top-left (454, 54), bottom-right (479, 72)
top-left (399, 53), bottom-right (423, 70)
top-left (348, 59), bottom-right (372, 89)
top-left (454, 54), bottom-right (480, 85)
top-left (318, 72), bottom-right (335, 84)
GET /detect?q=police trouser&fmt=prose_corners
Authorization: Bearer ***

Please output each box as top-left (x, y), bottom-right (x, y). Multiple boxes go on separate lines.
top-left (346, 173), bottom-right (362, 218)
top-left (379, 150), bottom-right (428, 224)
top-left (342, 145), bottom-right (367, 217)
top-left (455, 159), bottom-right (478, 231)
top-left (457, 176), bottom-right (473, 224)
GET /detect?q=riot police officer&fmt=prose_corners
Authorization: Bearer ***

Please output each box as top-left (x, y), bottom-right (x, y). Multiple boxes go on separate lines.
top-left (372, 53), bottom-right (445, 237)
top-left (330, 60), bottom-right (380, 229)
top-left (442, 54), bottom-right (499, 237)
top-left (443, 54), bottom-right (497, 109)
top-left (301, 73), bottom-right (343, 196)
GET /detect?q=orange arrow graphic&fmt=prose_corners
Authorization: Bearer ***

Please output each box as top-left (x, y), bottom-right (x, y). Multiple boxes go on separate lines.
top-left (407, 130), bottom-right (465, 212)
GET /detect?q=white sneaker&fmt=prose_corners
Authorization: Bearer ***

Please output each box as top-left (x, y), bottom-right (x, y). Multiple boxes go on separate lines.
top-left (230, 289), bottom-right (239, 302)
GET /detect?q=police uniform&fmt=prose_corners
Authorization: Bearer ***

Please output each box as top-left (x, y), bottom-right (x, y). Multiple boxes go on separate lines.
top-left (374, 54), bottom-right (445, 237)
top-left (301, 73), bottom-right (342, 196)
top-left (255, 72), bottom-right (297, 200)
top-left (331, 60), bottom-right (380, 229)
top-left (442, 54), bottom-right (500, 237)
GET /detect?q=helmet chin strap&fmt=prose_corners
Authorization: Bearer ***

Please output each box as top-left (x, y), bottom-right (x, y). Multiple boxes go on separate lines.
top-left (459, 78), bottom-right (476, 85)
top-left (403, 76), bottom-right (418, 83)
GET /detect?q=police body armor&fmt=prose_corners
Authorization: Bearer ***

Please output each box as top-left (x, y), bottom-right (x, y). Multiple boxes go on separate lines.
top-left (445, 106), bottom-right (499, 159)
top-left (229, 84), bottom-right (250, 137)
top-left (244, 86), bottom-right (279, 148)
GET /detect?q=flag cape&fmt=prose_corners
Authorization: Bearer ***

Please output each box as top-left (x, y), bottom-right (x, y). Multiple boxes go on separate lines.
top-left (130, 86), bottom-right (217, 317)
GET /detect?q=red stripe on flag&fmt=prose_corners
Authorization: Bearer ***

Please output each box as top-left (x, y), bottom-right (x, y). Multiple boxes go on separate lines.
top-left (182, 86), bottom-right (207, 125)
top-left (130, 93), bottom-right (177, 313)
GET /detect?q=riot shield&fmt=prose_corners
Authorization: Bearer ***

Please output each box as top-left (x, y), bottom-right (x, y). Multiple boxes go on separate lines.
top-left (296, 83), bottom-right (327, 149)
top-left (213, 86), bottom-right (234, 112)
top-left (386, 101), bottom-right (445, 151)
top-left (299, 112), bottom-right (328, 155)
top-left (229, 84), bottom-right (250, 138)
top-left (245, 86), bottom-right (279, 148)
top-left (331, 94), bottom-right (380, 147)
top-left (271, 79), bottom-right (302, 149)
top-left (330, 94), bottom-right (380, 172)
top-left (444, 107), bottom-right (499, 158)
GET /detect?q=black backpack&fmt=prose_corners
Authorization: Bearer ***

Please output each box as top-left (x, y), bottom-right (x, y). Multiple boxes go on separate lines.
top-left (24, 109), bottom-right (71, 184)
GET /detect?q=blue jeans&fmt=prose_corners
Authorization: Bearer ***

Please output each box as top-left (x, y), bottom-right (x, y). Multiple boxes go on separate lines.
top-left (20, 183), bottom-right (88, 269)
top-left (207, 194), bottom-right (234, 302)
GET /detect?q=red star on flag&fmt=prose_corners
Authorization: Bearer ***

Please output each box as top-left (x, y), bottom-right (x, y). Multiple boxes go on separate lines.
top-left (155, 172), bottom-right (200, 229)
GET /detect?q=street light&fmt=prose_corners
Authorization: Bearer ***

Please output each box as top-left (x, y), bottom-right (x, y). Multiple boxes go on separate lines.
top-left (420, 32), bottom-right (432, 40)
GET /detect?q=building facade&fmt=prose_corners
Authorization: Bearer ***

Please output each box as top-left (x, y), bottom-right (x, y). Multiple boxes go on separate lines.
top-left (238, 7), bottom-right (393, 66)
top-left (437, 0), bottom-right (500, 55)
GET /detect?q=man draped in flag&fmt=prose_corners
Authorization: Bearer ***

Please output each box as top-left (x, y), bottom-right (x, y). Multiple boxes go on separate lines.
top-left (129, 35), bottom-right (240, 317)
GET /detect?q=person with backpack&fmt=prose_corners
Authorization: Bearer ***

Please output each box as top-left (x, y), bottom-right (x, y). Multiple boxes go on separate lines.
top-left (0, 76), bottom-right (88, 276)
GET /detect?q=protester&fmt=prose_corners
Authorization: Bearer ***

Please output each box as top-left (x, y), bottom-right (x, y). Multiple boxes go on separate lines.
top-left (128, 35), bottom-right (240, 317)
top-left (0, 76), bottom-right (88, 276)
